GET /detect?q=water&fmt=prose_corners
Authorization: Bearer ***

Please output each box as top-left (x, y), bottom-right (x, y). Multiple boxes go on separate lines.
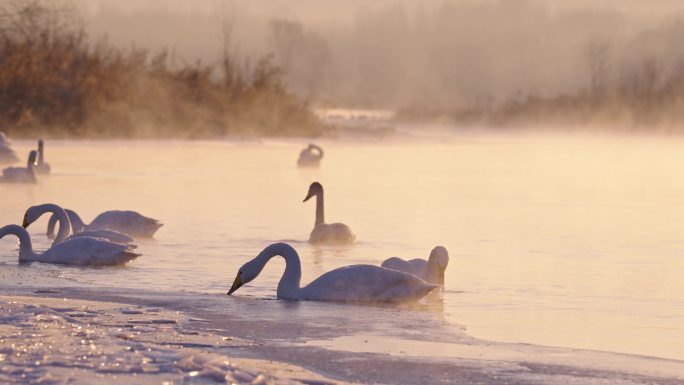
top-left (1, 134), bottom-right (683, 362)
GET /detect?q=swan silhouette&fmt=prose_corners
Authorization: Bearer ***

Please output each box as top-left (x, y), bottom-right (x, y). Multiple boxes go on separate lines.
top-left (381, 246), bottom-right (449, 285)
top-left (0, 132), bottom-right (19, 165)
top-left (26, 204), bottom-right (135, 245)
top-left (1, 151), bottom-right (37, 183)
top-left (303, 182), bottom-right (355, 244)
top-left (228, 243), bottom-right (439, 302)
top-left (34, 139), bottom-right (51, 175)
top-left (0, 224), bottom-right (139, 266)
top-left (47, 209), bottom-right (162, 238)
top-left (297, 144), bottom-right (324, 167)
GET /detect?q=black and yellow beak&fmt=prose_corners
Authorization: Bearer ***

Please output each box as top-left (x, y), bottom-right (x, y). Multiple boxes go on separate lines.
top-left (227, 274), bottom-right (244, 295)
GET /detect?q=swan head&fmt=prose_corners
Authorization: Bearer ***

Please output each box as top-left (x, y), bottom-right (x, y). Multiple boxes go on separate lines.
top-left (428, 246), bottom-right (449, 270)
top-left (23, 205), bottom-right (47, 228)
top-left (27, 150), bottom-right (37, 166)
top-left (228, 259), bottom-right (262, 295)
top-left (303, 182), bottom-right (323, 202)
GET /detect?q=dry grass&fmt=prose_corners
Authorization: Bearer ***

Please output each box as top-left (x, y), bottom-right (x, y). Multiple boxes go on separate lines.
top-left (0, 1), bottom-right (324, 138)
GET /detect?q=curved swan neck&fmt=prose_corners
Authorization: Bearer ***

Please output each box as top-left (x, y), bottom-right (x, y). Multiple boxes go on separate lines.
top-left (33, 204), bottom-right (71, 243)
top-left (314, 189), bottom-right (324, 226)
top-left (0, 225), bottom-right (36, 261)
top-left (46, 214), bottom-right (58, 238)
top-left (38, 140), bottom-right (45, 165)
top-left (66, 210), bottom-right (86, 232)
top-left (309, 144), bottom-right (323, 159)
top-left (256, 243), bottom-right (302, 297)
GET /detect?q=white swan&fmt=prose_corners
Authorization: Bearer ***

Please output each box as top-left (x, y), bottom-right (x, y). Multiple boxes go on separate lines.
top-left (0, 132), bottom-right (19, 165)
top-left (1, 150), bottom-right (37, 183)
top-left (26, 204), bottom-right (135, 246)
top-left (297, 144), bottom-right (324, 167)
top-left (35, 139), bottom-right (51, 175)
top-left (381, 246), bottom-right (449, 285)
top-left (47, 209), bottom-right (162, 238)
top-left (0, 224), bottom-right (140, 266)
top-left (228, 243), bottom-right (439, 302)
top-left (303, 182), bottom-right (355, 244)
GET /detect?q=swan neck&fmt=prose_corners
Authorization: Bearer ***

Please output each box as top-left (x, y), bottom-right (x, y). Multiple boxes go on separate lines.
top-left (314, 190), bottom-right (324, 226)
top-left (257, 243), bottom-right (302, 298)
top-left (36, 204), bottom-right (71, 243)
top-left (67, 210), bottom-right (86, 232)
top-left (47, 214), bottom-right (58, 238)
top-left (1, 226), bottom-right (36, 261)
top-left (38, 145), bottom-right (44, 165)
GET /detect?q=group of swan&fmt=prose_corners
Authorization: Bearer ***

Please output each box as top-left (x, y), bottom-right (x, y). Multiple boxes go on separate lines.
top-left (228, 243), bottom-right (441, 302)
top-left (0, 139), bottom-right (51, 183)
top-left (1, 138), bottom-right (448, 303)
top-left (47, 208), bottom-right (163, 239)
top-left (0, 204), bottom-right (162, 266)
top-left (297, 143), bottom-right (324, 167)
top-left (226, 179), bottom-right (449, 303)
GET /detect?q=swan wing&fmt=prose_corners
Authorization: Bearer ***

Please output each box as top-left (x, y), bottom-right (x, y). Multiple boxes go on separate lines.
top-left (300, 264), bottom-right (438, 302)
top-left (41, 237), bottom-right (140, 265)
top-left (381, 257), bottom-right (429, 280)
top-left (310, 223), bottom-right (356, 244)
top-left (72, 229), bottom-right (135, 244)
top-left (89, 210), bottom-right (162, 237)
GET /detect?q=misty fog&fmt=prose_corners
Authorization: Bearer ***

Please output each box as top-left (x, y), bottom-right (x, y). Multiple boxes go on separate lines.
top-left (76, 0), bottom-right (684, 110)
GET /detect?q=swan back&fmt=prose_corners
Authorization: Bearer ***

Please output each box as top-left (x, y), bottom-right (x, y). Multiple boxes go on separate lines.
top-left (40, 237), bottom-right (140, 265)
top-left (309, 223), bottom-right (356, 245)
top-left (1, 151), bottom-right (37, 183)
top-left (88, 210), bottom-right (163, 237)
top-left (300, 264), bottom-right (438, 302)
top-left (381, 246), bottom-right (449, 284)
top-left (297, 144), bottom-right (324, 167)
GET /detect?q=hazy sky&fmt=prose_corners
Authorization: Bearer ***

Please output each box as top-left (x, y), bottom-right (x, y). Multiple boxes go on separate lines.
top-left (73, 0), bottom-right (684, 107)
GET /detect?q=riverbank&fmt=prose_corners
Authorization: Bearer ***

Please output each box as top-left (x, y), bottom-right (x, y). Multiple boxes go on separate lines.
top-left (1, 285), bottom-right (683, 385)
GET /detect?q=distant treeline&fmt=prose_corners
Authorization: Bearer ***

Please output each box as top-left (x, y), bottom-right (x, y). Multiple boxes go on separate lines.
top-left (264, 1), bottom-right (684, 130)
top-left (0, 1), bottom-right (323, 138)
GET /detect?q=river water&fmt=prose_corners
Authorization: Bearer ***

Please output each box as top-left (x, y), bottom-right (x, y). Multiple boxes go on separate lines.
top-left (1, 133), bottom-right (683, 363)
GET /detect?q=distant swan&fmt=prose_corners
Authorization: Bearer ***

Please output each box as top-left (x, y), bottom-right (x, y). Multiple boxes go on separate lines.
top-left (297, 144), bottom-right (324, 167)
top-left (0, 224), bottom-right (140, 266)
top-left (26, 204), bottom-right (135, 245)
top-left (303, 182), bottom-right (355, 244)
top-left (228, 243), bottom-right (439, 302)
top-left (34, 139), bottom-right (51, 175)
top-left (1, 150), bottom-right (37, 183)
top-left (381, 246), bottom-right (449, 285)
top-left (47, 209), bottom-right (162, 238)
top-left (0, 132), bottom-right (19, 165)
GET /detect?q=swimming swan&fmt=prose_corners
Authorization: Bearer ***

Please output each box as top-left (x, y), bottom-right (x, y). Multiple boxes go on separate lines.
top-left (303, 182), bottom-right (355, 244)
top-left (47, 209), bottom-right (162, 238)
top-left (0, 224), bottom-right (140, 266)
top-left (381, 246), bottom-right (449, 285)
top-left (228, 243), bottom-right (439, 302)
top-left (0, 132), bottom-right (19, 165)
top-left (26, 204), bottom-right (135, 245)
top-left (297, 144), bottom-right (324, 167)
top-left (35, 139), bottom-right (51, 175)
top-left (1, 151), bottom-right (37, 183)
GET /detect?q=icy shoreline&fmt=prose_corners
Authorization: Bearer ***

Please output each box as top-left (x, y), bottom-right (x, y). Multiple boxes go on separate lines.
top-left (1, 285), bottom-right (683, 385)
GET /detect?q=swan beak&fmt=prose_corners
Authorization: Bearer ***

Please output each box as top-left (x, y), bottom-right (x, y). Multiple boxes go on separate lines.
top-left (227, 274), bottom-right (243, 295)
top-left (21, 216), bottom-right (29, 228)
top-left (303, 192), bottom-right (313, 202)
